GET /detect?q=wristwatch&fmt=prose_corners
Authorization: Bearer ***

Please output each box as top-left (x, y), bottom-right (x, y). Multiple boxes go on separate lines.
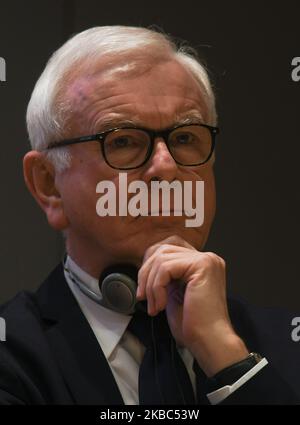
top-left (207, 352), bottom-right (263, 392)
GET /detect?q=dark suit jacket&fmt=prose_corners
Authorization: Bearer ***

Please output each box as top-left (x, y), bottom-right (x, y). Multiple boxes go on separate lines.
top-left (0, 263), bottom-right (299, 405)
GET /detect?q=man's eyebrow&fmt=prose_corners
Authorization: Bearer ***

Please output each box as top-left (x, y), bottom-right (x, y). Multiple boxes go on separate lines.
top-left (174, 113), bottom-right (204, 126)
top-left (93, 111), bottom-right (205, 133)
top-left (174, 109), bottom-right (204, 125)
top-left (93, 118), bottom-right (137, 133)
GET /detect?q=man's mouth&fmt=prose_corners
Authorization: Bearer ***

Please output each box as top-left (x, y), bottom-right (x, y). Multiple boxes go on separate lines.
top-left (135, 209), bottom-right (194, 217)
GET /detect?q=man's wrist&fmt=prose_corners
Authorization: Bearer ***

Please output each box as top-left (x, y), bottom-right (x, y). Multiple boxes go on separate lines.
top-left (190, 331), bottom-right (249, 377)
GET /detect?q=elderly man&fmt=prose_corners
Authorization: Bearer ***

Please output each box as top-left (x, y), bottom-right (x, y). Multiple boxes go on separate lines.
top-left (0, 26), bottom-right (299, 405)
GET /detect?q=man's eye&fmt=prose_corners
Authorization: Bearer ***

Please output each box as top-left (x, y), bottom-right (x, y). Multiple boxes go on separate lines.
top-left (112, 137), bottom-right (131, 148)
top-left (173, 133), bottom-right (195, 145)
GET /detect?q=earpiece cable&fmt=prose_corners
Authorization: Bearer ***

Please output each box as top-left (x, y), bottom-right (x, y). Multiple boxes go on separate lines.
top-left (151, 317), bottom-right (165, 404)
top-left (170, 337), bottom-right (188, 405)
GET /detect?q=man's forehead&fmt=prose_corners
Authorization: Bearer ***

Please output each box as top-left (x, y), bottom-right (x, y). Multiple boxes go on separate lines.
top-left (65, 58), bottom-right (203, 102)
top-left (62, 60), bottom-right (209, 133)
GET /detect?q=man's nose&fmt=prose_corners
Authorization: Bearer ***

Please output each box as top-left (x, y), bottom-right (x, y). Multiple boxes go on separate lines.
top-left (142, 138), bottom-right (178, 183)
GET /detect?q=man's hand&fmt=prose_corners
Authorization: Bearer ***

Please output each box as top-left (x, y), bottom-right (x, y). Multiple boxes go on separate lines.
top-left (136, 235), bottom-right (249, 377)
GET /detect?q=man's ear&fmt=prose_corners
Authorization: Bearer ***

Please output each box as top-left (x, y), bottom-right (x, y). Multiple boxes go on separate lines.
top-left (23, 151), bottom-right (69, 230)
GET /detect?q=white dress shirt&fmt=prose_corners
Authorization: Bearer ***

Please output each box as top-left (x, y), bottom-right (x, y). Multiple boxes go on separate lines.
top-left (63, 255), bottom-right (268, 405)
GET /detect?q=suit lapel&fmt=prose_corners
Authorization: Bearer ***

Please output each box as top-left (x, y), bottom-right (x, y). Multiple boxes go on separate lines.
top-left (34, 264), bottom-right (124, 405)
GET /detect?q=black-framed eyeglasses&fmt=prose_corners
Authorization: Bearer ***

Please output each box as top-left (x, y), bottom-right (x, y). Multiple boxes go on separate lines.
top-left (46, 123), bottom-right (219, 170)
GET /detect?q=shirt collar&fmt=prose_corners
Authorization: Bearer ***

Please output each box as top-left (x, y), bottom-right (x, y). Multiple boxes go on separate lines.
top-left (64, 255), bottom-right (132, 359)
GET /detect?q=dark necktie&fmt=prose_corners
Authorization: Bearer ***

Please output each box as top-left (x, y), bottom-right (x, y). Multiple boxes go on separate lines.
top-left (127, 307), bottom-right (196, 405)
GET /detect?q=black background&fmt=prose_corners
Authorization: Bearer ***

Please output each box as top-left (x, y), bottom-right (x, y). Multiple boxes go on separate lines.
top-left (0, 0), bottom-right (299, 309)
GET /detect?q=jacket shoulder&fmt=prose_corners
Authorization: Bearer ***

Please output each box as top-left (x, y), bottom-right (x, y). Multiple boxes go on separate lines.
top-left (0, 266), bottom-right (69, 404)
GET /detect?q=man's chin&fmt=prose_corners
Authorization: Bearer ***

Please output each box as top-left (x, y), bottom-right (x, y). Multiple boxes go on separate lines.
top-left (129, 228), bottom-right (207, 262)
top-left (144, 220), bottom-right (205, 241)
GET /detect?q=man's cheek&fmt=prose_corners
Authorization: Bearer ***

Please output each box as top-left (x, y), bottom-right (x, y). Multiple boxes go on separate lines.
top-left (61, 184), bottom-right (95, 221)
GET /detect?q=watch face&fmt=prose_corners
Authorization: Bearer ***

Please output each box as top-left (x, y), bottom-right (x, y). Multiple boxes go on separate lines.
top-left (250, 352), bottom-right (263, 363)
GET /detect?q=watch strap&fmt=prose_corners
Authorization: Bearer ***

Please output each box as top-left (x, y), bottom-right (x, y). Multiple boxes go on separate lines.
top-left (207, 352), bottom-right (263, 392)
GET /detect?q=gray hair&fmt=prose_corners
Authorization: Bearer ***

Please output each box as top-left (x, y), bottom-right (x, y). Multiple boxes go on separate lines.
top-left (26, 26), bottom-right (217, 172)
